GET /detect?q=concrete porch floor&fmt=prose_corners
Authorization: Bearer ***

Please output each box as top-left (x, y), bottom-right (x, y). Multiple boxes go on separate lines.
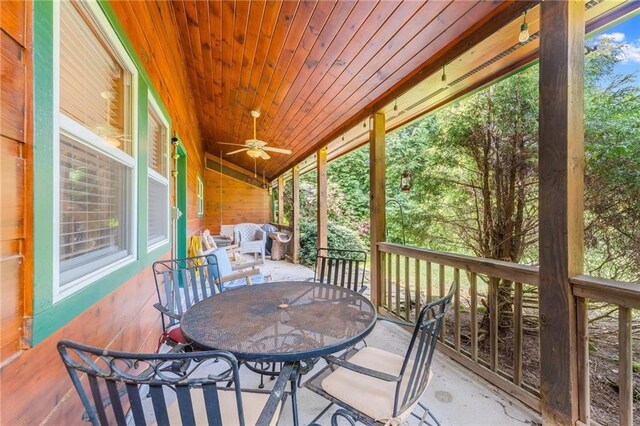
top-left (245, 257), bottom-right (542, 425)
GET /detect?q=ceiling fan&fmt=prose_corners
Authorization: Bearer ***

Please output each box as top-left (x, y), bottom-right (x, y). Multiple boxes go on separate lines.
top-left (218, 110), bottom-right (292, 160)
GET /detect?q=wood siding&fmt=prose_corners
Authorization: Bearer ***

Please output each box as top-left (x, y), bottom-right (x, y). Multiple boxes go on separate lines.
top-left (108, 0), bottom-right (206, 237)
top-left (204, 168), bottom-right (270, 233)
top-left (0, 0), bottom-right (32, 362)
top-left (1, 0), bottom-right (206, 423)
top-left (0, 263), bottom-right (163, 425)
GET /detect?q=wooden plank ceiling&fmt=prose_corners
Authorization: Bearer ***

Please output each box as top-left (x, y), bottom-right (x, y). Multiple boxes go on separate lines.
top-left (170, 0), bottom-right (529, 179)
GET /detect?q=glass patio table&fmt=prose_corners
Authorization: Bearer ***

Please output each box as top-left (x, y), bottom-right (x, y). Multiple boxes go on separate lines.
top-left (180, 280), bottom-right (377, 362)
top-left (180, 281), bottom-right (377, 426)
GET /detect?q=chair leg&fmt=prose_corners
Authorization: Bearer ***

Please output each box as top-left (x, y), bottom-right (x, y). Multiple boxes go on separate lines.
top-left (415, 402), bottom-right (441, 426)
top-left (308, 402), bottom-right (334, 425)
top-left (331, 409), bottom-right (357, 426)
top-left (290, 375), bottom-right (299, 426)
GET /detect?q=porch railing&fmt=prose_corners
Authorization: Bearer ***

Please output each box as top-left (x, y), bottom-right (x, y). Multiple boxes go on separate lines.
top-left (377, 242), bottom-right (639, 426)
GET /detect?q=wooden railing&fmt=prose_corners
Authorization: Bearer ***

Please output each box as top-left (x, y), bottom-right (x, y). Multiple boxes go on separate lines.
top-left (571, 275), bottom-right (640, 426)
top-left (377, 242), bottom-right (639, 425)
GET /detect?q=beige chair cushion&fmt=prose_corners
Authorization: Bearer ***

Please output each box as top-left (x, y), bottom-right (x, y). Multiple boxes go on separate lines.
top-left (165, 387), bottom-right (281, 426)
top-left (321, 346), bottom-right (429, 423)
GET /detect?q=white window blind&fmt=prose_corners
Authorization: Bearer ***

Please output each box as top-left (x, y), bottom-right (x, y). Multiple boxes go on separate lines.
top-left (197, 177), bottom-right (204, 216)
top-left (59, 0), bottom-right (131, 154)
top-left (147, 99), bottom-right (169, 248)
top-left (56, 0), bottom-right (136, 293)
top-left (148, 107), bottom-right (167, 175)
top-left (59, 135), bottom-right (131, 284)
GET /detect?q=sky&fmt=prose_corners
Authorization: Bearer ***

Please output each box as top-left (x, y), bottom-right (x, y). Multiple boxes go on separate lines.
top-left (588, 12), bottom-right (640, 76)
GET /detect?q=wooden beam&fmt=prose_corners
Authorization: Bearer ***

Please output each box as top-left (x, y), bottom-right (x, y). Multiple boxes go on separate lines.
top-left (292, 165), bottom-right (300, 263)
top-left (317, 147), bottom-right (328, 249)
top-left (277, 175), bottom-right (284, 225)
top-left (369, 112), bottom-right (385, 309)
top-left (538, 1), bottom-right (584, 424)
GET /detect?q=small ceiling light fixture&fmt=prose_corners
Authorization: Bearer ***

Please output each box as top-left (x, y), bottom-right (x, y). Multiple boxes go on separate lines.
top-left (440, 64), bottom-right (448, 89)
top-left (393, 98), bottom-right (398, 112)
top-left (341, 133), bottom-right (345, 141)
top-left (519, 9), bottom-right (530, 43)
top-left (363, 120), bottom-right (367, 128)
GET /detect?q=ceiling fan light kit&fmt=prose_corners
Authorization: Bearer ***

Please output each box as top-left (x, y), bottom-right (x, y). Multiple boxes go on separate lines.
top-left (218, 110), bottom-right (292, 161)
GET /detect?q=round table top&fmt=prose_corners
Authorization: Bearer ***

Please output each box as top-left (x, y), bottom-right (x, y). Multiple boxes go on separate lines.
top-left (180, 281), bottom-right (377, 362)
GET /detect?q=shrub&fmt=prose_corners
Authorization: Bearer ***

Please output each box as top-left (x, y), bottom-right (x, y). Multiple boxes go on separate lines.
top-left (299, 221), bottom-right (367, 266)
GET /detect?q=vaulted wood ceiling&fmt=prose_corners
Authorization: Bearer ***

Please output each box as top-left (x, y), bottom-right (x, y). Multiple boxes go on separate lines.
top-left (170, 0), bottom-right (533, 179)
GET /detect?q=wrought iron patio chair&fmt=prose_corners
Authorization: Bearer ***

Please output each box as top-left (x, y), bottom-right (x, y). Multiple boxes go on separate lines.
top-left (152, 254), bottom-right (263, 348)
top-left (313, 248), bottom-right (368, 294)
top-left (58, 340), bottom-right (293, 426)
top-left (304, 283), bottom-right (456, 426)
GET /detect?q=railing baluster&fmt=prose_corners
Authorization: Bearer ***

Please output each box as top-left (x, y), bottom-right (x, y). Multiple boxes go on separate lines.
top-left (454, 268), bottom-right (461, 351)
top-left (404, 256), bottom-right (410, 321)
top-left (395, 255), bottom-right (401, 317)
top-left (577, 297), bottom-right (590, 425)
top-left (414, 259), bottom-right (420, 321)
top-left (387, 253), bottom-right (392, 312)
top-left (513, 282), bottom-right (523, 386)
top-left (379, 252), bottom-right (386, 308)
top-left (619, 306), bottom-right (633, 426)
top-left (489, 276), bottom-right (498, 372)
top-left (470, 272), bottom-right (478, 362)
top-left (426, 262), bottom-right (432, 304)
top-left (439, 264), bottom-right (445, 342)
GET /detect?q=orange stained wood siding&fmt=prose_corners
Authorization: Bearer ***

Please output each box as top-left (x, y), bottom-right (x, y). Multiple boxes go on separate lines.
top-left (204, 168), bottom-right (271, 233)
top-left (0, 261), bottom-right (163, 425)
top-left (169, 0), bottom-right (516, 179)
top-left (0, 0), bottom-right (32, 362)
top-left (109, 0), bottom-right (205, 236)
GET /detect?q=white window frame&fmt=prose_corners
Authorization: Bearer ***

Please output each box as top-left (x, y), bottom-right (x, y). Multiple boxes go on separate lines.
top-left (147, 94), bottom-right (171, 251)
top-left (52, 0), bottom-right (138, 303)
top-left (197, 176), bottom-right (204, 216)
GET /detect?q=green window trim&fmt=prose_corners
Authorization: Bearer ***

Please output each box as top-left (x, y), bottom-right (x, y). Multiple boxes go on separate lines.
top-left (32, 0), bottom-right (174, 344)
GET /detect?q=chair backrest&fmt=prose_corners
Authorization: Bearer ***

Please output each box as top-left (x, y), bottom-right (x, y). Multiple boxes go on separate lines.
top-left (313, 248), bottom-right (367, 292)
top-left (233, 223), bottom-right (263, 244)
top-left (393, 283), bottom-right (456, 417)
top-left (152, 255), bottom-right (220, 331)
top-left (58, 340), bottom-right (245, 426)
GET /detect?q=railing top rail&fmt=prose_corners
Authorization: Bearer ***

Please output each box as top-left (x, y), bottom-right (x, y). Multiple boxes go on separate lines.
top-left (570, 274), bottom-right (640, 309)
top-left (378, 242), bottom-right (539, 285)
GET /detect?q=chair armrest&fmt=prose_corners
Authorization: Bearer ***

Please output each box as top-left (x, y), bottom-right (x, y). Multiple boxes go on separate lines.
top-left (231, 260), bottom-right (263, 271)
top-left (256, 363), bottom-right (295, 426)
top-left (215, 268), bottom-right (258, 284)
top-left (323, 355), bottom-right (400, 382)
top-left (153, 303), bottom-right (182, 321)
top-left (377, 316), bottom-right (414, 327)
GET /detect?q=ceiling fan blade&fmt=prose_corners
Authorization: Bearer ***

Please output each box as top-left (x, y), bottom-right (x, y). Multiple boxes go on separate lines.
top-left (218, 142), bottom-right (248, 147)
top-left (260, 151), bottom-right (271, 160)
top-left (262, 147), bottom-right (292, 154)
top-left (227, 148), bottom-right (249, 155)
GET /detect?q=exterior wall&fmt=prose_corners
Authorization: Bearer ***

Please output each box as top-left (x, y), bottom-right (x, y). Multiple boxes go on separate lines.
top-left (0, 0), bottom-right (32, 362)
top-left (204, 168), bottom-right (271, 233)
top-left (0, 0), bottom-right (205, 424)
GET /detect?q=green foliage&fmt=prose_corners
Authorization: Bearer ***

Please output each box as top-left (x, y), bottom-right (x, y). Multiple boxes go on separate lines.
top-left (298, 221), bottom-right (367, 266)
top-left (287, 36), bottom-right (640, 282)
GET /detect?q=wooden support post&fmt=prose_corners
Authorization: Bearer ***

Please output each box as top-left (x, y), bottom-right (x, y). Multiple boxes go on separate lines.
top-left (292, 165), bottom-right (300, 263)
top-left (277, 175), bottom-right (284, 225)
top-left (317, 147), bottom-right (328, 249)
top-left (538, 1), bottom-right (585, 424)
top-left (369, 112), bottom-right (385, 309)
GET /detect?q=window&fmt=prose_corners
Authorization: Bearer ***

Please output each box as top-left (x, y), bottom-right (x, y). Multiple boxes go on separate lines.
top-left (197, 176), bottom-right (204, 216)
top-left (147, 98), bottom-right (170, 248)
top-left (55, 0), bottom-right (137, 299)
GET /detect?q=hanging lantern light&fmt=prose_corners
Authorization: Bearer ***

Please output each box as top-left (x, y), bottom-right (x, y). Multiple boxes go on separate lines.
top-left (400, 170), bottom-right (412, 192)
